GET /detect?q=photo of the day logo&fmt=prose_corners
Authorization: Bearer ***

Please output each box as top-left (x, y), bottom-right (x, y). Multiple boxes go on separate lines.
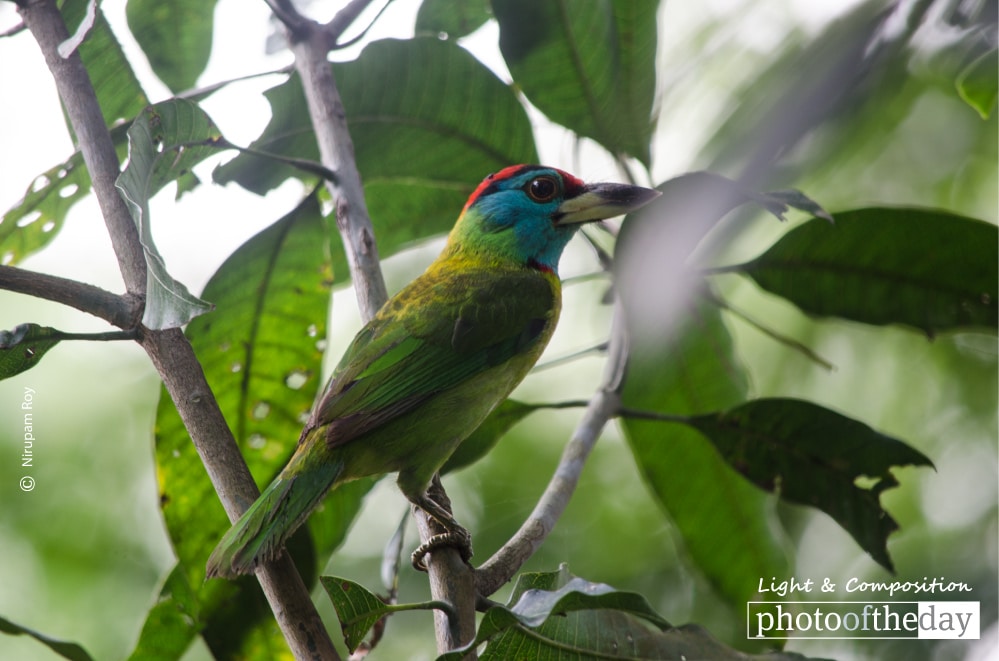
top-left (748, 602), bottom-right (980, 640)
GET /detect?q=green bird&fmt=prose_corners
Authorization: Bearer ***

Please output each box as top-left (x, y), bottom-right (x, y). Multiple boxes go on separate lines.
top-left (206, 165), bottom-right (659, 578)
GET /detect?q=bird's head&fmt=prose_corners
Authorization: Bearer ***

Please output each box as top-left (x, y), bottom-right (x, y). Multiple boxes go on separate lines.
top-left (447, 165), bottom-right (660, 272)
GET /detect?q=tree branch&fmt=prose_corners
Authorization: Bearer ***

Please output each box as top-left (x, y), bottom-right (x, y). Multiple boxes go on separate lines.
top-left (18, 3), bottom-right (339, 659)
top-left (413, 478), bottom-right (478, 652)
top-left (273, 3), bottom-right (478, 655)
top-left (0, 264), bottom-right (141, 328)
top-left (286, 19), bottom-right (387, 321)
top-left (475, 302), bottom-right (630, 596)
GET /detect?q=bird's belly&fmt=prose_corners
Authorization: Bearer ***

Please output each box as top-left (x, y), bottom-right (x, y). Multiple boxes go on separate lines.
top-left (337, 352), bottom-right (538, 483)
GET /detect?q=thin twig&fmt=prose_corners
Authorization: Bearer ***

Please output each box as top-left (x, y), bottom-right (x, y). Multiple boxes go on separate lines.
top-left (264, 0), bottom-right (310, 38)
top-left (328, 0), bottom-right (393, 51)
top-left (0, 20), bottom-right (26, 37)
top-left (707, 290), bottom-right (835, 371)
top-left (325, 0), bottom-right (382, 47)
top-left (475, 302), bottom-right (630, 596)
top-left (533, 343), bottom-right (608, 372)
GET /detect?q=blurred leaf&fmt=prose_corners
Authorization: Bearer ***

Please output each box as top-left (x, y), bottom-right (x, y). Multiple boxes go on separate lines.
top-left (117, 100), bottom-right (224, 329)
top-left (142, 194), bottom-right (335, 658)
top-left (620, 300), bottom-right (789, 611)
top-left (763, 189), bottom-right (833, 223)
top-left (126, 0), bottom-right (216, 93)
top-left (214, 37), bottom-right (537, 281)
top-left (613, 172), bottom-right (825, 331)
top-left (730, 208), bottom-right (998, 336)
top-left (442, 399), bottom-right (537, 474)
top-left (956, 47), bottom-right (998, 119)
top-left (685, 398), bottom-right (934, 571)
top-left (493, 0), bottom-right (658, 165)
top-left (441, 566), bottom-right (820, 661)
top-left (416, 0), bottom-right (491, 38)
top-left (0, 616), bottom-right (94, 661)
top-left (0, 324), bottom-right (61, 379)
top-left (320, 576), bottom-right (393, 653)
top-left (701, 2), bottom-right (910, 179)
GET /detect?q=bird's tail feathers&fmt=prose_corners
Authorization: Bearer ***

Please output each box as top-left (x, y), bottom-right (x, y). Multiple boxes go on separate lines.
top-left (206, 459), bottom-right (343, 578)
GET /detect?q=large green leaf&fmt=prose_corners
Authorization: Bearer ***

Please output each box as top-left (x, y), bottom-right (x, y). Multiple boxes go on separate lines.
top-left (729, 208), bottom-right (998, 336)
top-left (116, 100), bottom-right (223, 329)
top-left (439, 567), bottom-right (820, 661)
top-left (126, 0), bottom-right (216, 93)
top-left (137, 194), bottom-right (336, 659)
top-left (493, 0), bottom-right (658, 165)
top-left (620, 299), bottom-right (789, 611)
top-left (214, 37), bottom-right (538, 280)
top-left (684, 399), bottom-right (933, 572)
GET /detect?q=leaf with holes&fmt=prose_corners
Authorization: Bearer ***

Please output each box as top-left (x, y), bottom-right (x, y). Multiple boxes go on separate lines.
top-left (1, 155), bottom-right (90, 266)
top-left (684, 398), bottom-right (933, 571)
top-left (116, 99), bottom-right (225, 328)
top-left (0, 121), bottom-right (133, 266)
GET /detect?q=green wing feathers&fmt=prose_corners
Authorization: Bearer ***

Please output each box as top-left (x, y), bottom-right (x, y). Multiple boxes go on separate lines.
top-left (315, 266), bottom-right (558, 440)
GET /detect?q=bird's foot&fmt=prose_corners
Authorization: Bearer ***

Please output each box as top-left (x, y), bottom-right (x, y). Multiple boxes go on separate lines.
top-left (411, 527), bottom-right (473, 572)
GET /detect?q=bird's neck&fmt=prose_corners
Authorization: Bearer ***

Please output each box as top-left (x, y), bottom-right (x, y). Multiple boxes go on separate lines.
top-left (442, 209), bottom-right (569, 274)
top-left (438, 236), bottom-right (558, 275)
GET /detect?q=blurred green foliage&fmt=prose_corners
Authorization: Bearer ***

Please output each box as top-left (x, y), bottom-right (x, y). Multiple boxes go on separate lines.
top-left (0, 0), bottom-right (995, 660)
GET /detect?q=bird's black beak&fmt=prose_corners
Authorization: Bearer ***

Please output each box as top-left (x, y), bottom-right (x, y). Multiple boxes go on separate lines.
top-left (556, 182), bottom-right (661, 225)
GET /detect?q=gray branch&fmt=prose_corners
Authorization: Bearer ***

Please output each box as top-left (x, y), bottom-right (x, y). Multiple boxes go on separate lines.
top-left (17, 2), bottom-right (338, 659)
top-left (0, 264), bottom-right (141, 328)
top-left (272, 0), bottom-right (479, 655)
top-left (475, 302), bottom-right (629, 596)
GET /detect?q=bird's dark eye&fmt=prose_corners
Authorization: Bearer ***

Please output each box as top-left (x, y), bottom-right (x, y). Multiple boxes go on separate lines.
top-left (526, 176), bottom-right (559, 202)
